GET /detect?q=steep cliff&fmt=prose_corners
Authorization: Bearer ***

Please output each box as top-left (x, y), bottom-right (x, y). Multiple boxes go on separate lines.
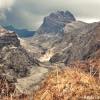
top-left (37, 11), bottom-right (76, 35)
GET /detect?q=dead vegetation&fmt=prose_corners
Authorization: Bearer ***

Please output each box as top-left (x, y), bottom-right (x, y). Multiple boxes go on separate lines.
top-left (69, 59), bottom-right (100, 78)
top-left (0, 75), bottom-right (15, 99)
top-left (1, 59), bottom-right (100, 100)
top-left (33, 68), bottom-right (100, 100)
top-left (33, 59), bottom-right (100, 100)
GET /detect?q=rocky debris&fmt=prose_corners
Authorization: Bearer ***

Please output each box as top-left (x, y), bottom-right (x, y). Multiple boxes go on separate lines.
top-left (0, 27), bottom-right (50, 97)
top-left (69, 59), bottom-right (100, 78)
top-left (0, 46), bottom-right (39, 77)
top-left (37, 11), bottom-right (76, 35)
top-left (0, 28), bottom-right (39, 78)
top-left (0, 28), bottom-right (20, 48)
top-left (0, 74), bottom-right (16, 97)
top-left (49, 22), bottom-right (100, 64)
top-left (39, 48), bottom-right (54, 62)
top-left (15, 67), bottom-right (49, 94)
top-left (24, 34), bottom-right (62, 61)
top-left (90, 49), bottom-right (100, 59)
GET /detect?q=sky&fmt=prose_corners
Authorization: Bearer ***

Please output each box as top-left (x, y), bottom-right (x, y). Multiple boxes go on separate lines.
top-left (0, 0), bottom-right (100, 30)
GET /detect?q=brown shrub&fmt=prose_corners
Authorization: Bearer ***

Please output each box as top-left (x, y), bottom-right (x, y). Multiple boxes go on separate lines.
top-left (33, 62), bottom-right (100, 100)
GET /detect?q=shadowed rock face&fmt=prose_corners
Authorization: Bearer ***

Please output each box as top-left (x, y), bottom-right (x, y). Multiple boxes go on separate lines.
top-left (0, 28), bottom-right (20, 48)
top-left (0, 28), bottom-right (39, 78)
top-left (37, 11), bottom-right (76, 35)
top-left (50, 22), bottom-right (100, 64)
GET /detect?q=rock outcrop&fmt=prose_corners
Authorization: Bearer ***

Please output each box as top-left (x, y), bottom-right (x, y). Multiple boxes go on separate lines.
top-left (0, 28), bottom-right (20, 48)
top-left (37, 11), bottom-right (76, 35)
top-left (50, 22), bottom-right (100, 64)
top-left (0, 28), bottom-right (39, 78)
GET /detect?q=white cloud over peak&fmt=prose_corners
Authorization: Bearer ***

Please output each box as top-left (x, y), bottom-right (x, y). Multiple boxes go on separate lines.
top-left (0, 0), bottom-right (15, 21)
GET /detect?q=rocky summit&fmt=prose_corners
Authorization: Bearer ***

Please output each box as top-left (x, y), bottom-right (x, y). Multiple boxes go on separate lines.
top-left (37, 11), bottom-right (76, 35)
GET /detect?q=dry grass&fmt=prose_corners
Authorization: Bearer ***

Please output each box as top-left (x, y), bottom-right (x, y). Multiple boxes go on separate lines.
top-left (1, 59), bottom-right (100, 100)
top-left (69, 59), bottom-right (100, 78)
top-left (33, 59), bottom-right (100, 100)
top-left (0, 75), bottom-right (15, 100)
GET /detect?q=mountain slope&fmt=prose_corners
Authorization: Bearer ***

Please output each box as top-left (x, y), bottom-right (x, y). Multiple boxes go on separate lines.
top-left (0, 11), bottom-right (100, 100)
top-left (50, 22), bottom-right (100, 64)
top-left (30, 11), bottom-right (100, 64)
top-left (0, 27), bottom-right (39, 78)
top-left (37, 11), bottom-right (76, 35)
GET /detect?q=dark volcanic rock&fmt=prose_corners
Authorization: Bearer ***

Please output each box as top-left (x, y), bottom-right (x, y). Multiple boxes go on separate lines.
top-left (37, 11), bottom-right (76, 35)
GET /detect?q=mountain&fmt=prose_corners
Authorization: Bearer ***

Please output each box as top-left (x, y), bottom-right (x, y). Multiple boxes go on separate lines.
top-left (3, 25), bottom-right (35, 37)
top-left (0, 27), bottom-right (50, 95)
top-left (30, 11), bottom-right (100, 65)
top-left (50, 22), bottom-right (100, 64)
top-left (0, 28), bottom-right (20, 48)
top-left (37, 11), bottom-right (76, 35)
top-left (0, 27), bottom-right (39, 78)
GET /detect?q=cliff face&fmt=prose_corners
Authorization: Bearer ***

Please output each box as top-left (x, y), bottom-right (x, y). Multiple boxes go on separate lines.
top-left (50, 22), bottom-right (100, 64)
top-left (0, 28), bottom-right (39, 78)
top-left (31, 11), bottom-right (100, 65)
top-left (37, 11), bottom-right (76, 35)
top-left (0, 28), bottom-right (20, 48)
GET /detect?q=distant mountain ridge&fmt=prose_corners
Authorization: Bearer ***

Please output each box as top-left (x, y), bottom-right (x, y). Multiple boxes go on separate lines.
top-left (3, 25), bottom-right (35, 37)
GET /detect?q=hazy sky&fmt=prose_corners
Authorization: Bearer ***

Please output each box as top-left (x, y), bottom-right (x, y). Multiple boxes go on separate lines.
top-left (0, 0), bottom-right (100, 30)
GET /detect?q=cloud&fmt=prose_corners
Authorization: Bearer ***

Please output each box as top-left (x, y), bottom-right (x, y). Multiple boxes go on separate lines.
top-left (0, 0), bottom-right (14, 10)
top-left (5, 9), bottom-right (44, 30)
top-left (0, 0), bottom-right (15, 21)
top-left (1, 0), bottom-right (100, 30)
